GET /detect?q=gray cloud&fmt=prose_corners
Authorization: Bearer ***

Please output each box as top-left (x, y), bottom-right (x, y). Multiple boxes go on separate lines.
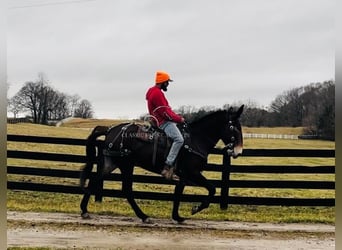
top-left (7, 0), bottom-right (334, 118)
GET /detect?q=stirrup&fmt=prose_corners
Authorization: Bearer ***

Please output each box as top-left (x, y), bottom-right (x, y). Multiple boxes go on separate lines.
top-left (161, 166), bottom-right (180, 181)
top-left (170, 173), bottom-right (180, 181)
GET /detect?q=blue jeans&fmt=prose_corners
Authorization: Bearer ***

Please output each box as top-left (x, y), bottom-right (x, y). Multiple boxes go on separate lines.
top-left (160, 121), bottom-right (184, 166)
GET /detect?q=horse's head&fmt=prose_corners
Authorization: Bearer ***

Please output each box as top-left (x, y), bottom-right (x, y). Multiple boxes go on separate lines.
top-left (221, 105), bottom-right (244, 158)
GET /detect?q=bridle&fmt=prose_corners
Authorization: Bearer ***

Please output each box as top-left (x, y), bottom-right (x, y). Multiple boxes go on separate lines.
top-left (222, 117), bottom-right (242, 157)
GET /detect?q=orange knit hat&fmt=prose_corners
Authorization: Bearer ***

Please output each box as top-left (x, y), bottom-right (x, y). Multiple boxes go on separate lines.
top-left (155, 71), bottom-right (173, 84)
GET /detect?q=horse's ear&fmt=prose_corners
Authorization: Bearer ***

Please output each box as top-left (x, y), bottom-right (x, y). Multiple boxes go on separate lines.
top-left (237, 105), bottom-right (244, 118)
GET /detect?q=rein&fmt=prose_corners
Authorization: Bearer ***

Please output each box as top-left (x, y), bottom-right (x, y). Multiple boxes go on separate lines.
top-left (183, 144), bottom-right (206, 159)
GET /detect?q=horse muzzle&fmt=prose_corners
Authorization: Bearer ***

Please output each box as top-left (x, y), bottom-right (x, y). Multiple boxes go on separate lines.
top-left (227, 145), bottom-right (243, 159)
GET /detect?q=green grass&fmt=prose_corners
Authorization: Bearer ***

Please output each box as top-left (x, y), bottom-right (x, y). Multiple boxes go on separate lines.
top-left (7, 121), bottom-right (335, 224)
top-left (6, 190), bottom-right (334, 224)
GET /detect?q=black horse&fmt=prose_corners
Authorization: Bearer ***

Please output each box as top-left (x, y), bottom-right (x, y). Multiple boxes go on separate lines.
top-left (80, 105), bottom-right (244, 223)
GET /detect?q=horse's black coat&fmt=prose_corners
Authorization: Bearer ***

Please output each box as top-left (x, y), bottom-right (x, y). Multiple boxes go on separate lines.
top-left (80, 105), bottom-right (244, 223)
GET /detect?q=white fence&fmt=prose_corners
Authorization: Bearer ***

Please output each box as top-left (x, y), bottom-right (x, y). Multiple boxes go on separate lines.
top-left (243, 133), bottom-right (299, 140)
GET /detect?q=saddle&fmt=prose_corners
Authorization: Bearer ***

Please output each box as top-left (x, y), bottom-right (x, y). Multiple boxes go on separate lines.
top-left (135, 122), bottom-right (205, 167)
top-left (135, 122), bottom-right (189, 145)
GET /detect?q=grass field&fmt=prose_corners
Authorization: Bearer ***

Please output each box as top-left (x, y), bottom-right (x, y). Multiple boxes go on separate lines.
top-left (6, 119), bottom-right (335, 224)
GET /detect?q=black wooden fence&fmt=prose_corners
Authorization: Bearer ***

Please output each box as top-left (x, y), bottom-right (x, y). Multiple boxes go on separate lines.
top-left (7, 134), bottom-right (335, 208)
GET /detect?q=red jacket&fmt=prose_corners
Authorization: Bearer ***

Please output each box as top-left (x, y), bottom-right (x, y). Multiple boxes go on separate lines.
top-left (146, 86), bottom-right (183, 126)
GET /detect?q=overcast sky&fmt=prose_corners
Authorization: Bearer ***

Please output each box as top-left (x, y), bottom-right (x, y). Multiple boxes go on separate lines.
top-left (7, 0), bottom-right (334, 119)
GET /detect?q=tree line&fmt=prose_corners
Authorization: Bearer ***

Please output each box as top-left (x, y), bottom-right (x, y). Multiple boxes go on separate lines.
top-left (7, 73), bottom-right (94, 124)
top-left (8, 74), bottom-right (334, 140)
top-left (176, 80), bottom-right (335, 140)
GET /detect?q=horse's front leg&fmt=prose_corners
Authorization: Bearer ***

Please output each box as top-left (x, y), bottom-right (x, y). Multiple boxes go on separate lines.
top-left (121, 166), bottom-right (150, 223)
top-left (191, 173), bottom-right (216, 215)
top-left (172, 181), bottom-right (186, 223)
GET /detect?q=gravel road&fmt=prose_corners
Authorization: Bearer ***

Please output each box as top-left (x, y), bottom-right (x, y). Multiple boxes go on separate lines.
top-left (7, 211), bottom-right (335, 250)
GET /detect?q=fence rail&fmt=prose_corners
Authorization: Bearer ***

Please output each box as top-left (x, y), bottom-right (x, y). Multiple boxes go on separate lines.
top-left (243, 133), bottom-right (299, 140)
top-left (7, 134), bottom-right (335, 208)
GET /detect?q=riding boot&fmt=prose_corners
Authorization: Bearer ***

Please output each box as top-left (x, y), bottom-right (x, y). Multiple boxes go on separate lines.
top-left (161, 165), bottom-right (180, 181)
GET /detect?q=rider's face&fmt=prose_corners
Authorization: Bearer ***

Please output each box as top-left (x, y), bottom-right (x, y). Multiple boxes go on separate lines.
top-left (161, 82), bottom-right (169, 92)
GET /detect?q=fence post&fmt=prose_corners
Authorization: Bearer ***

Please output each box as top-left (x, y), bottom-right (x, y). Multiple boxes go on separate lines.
top-left (220, 151), bottom-right (231, 210)
top-left (94, 143), bottom-right (104, 202)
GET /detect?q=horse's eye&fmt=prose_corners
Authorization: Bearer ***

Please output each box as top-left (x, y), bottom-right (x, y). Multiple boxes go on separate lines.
top-left (229, 125), bottom-right (234, 131)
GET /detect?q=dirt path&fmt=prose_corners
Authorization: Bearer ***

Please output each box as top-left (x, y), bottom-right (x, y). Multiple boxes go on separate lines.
top-left (7, 211), bottom-right (335, 250)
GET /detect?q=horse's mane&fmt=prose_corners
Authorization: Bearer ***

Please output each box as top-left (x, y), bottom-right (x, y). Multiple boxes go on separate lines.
top-left (188, 109), bottom-right (227, 127)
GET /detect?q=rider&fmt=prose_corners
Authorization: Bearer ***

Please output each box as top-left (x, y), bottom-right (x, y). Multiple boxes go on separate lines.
top-left (145, 71), bottom-right (185, 181)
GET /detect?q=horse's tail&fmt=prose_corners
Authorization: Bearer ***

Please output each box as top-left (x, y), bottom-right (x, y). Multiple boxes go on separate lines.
top-left (80, 125), bottom-right (109, 188)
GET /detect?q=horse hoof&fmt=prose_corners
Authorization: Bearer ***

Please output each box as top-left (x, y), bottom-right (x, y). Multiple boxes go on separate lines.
top-left (143, 217), bottom-right (153, 224)
top-left (81, 212), bottom-right (91, 219)
top-left (174, 217), bottom-right (186, 224)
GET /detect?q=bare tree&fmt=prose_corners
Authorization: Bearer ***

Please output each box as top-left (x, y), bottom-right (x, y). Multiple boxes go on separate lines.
top-left (176, 105), bottom-right (198, 120)
top-left (315, 80), bottom-right (335, 139)
top-left (7, 95), bottom-right (22, 118)
top-left (10, 73), bottom-right (69, 123)
top-left (270, 94), bottom-right (287, 113)
top-left (49, 91), bottom-right (70, 120)
top-left (11, 80), bottom-right (43, 123)
top-left (68, 94), bottom-right (81, 117)
top-left (74, 99), bottom-right (94, 118)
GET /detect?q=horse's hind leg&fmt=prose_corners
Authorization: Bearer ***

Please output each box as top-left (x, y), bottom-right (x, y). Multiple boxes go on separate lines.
top-left (190, 173), bottom-right (216, 215)
top-left (80, 173), bottom-right (103, 218)
top-left (80, 177), bottom-right (96, 219)
top-left (121, 165), bottom-right (150, 223)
